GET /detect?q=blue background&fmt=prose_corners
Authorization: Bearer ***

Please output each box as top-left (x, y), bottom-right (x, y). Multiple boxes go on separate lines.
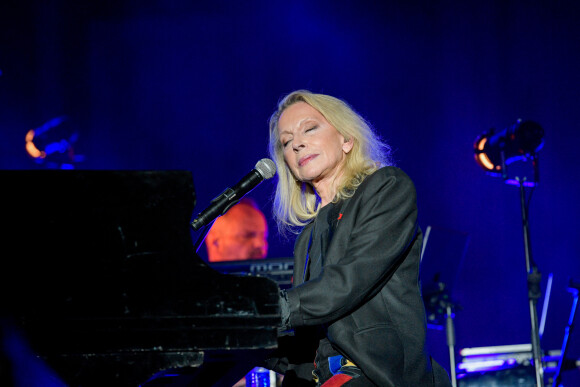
top-left (1, 0), bottom-right (579, 385)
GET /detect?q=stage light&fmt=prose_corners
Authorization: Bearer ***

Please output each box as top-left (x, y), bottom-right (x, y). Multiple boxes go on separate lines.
top-left (473, 119), bottom-right (544, 178)
top-left (24, 116), bottom-right (84, 169)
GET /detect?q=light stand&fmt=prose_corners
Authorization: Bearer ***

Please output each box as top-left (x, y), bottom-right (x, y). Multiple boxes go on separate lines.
top-left (474, 120), bottom-right (546, 387)
top-left (516, 174), bottom-right (544, 387)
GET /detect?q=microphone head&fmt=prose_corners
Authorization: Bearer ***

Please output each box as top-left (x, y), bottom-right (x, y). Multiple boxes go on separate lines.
top-left (255, 158), bottom-right (276, 179)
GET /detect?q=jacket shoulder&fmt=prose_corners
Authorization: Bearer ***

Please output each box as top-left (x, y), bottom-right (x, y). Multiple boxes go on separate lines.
top-left (357, 166), bottom-right (415, 193)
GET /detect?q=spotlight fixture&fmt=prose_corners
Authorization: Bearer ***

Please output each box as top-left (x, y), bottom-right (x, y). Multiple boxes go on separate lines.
top-left (474, 119), bottom-right (544, 178)
top-left (24, 116), bottom-right (84, 169)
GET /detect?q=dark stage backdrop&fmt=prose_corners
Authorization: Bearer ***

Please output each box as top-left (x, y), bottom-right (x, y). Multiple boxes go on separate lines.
top-left (1, 0), bottom-right (579, 385)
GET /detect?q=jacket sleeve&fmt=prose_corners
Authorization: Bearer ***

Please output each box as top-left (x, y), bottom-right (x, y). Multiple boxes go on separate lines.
top-left (283, 167), bottom-right (420, 328)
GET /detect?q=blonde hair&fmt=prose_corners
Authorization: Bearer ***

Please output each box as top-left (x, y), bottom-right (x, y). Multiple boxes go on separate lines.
top-left (268, 90), bottom-right (393, 236)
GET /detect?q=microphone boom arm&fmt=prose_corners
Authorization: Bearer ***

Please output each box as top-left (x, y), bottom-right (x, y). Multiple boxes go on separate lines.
top-left (190, 158), bottom-right (276, 231)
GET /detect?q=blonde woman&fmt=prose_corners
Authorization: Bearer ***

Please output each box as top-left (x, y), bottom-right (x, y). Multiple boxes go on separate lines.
top-left (264, 90), bottom-right (451, 387)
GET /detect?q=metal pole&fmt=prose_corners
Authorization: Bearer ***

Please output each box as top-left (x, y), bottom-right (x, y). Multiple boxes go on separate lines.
top-left (446, 304), bottom-right (457, 387)
top-left (552, 281), bottom-right (579, 387)
top-left (517, 177), bottom-right (544, 387)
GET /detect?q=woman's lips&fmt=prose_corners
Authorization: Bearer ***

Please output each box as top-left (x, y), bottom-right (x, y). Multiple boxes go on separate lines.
top-left (299, 154), bottom-right (317, 167)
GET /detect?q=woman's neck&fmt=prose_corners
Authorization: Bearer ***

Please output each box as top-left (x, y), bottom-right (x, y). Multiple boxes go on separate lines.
top-left (313, 181), bottom-right (337, 207)
top-left (312, 168), bottom-right (346, 207)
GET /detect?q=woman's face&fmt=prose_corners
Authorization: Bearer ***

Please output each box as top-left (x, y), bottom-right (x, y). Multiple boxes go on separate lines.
top-left (278, 102), bottom-right (353, 194)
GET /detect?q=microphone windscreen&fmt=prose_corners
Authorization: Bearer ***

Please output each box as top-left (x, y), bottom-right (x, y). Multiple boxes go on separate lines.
top-left (255, 158), bottom-right (276, 179)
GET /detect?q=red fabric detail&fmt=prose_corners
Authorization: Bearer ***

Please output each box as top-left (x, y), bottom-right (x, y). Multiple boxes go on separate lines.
top-left (337, 213), bottom-right (343, 220)
top-left (321, 374), bottom-right (353, 386)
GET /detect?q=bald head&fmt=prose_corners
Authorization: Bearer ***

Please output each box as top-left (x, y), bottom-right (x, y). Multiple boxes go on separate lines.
top-left (205, 199), bottom-right (269, 262)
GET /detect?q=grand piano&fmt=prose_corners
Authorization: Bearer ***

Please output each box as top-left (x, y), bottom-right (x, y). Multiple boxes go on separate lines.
top-left (0, 170), bottom-right (281, 387)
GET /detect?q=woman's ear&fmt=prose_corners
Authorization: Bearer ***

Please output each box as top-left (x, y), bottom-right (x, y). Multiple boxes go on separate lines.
top-left (342, 137), bottom-right (354, 154)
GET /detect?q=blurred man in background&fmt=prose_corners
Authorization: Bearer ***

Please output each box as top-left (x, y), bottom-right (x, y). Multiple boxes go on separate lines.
top-left (204, 197), bottom-right (268, 262)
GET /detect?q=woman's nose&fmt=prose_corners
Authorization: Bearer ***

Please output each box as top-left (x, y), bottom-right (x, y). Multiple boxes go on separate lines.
top-left (292, 135), bottom-right (305, 152)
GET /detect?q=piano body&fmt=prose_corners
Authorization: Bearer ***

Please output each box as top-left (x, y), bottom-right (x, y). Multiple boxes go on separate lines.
top-left (0, 170), bottom-right (281, 386)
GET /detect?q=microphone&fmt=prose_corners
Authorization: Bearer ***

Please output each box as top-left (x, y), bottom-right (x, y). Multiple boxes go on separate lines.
top-left (191, 158), bottom-right (276, 231)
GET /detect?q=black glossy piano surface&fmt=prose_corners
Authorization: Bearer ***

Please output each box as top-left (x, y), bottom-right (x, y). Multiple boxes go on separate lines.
top-left (0, 170), bottom-right (281, 387)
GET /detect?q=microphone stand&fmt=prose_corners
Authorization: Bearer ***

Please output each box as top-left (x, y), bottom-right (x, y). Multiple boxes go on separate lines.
top-left (423, 281), bottom-right (460, 387)
top-left (515, 172), bottom-right (544, 387)
top-left (193, 220), bottom-right (215, 254)
top-left (552, 279), bottom-right (579, 387)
